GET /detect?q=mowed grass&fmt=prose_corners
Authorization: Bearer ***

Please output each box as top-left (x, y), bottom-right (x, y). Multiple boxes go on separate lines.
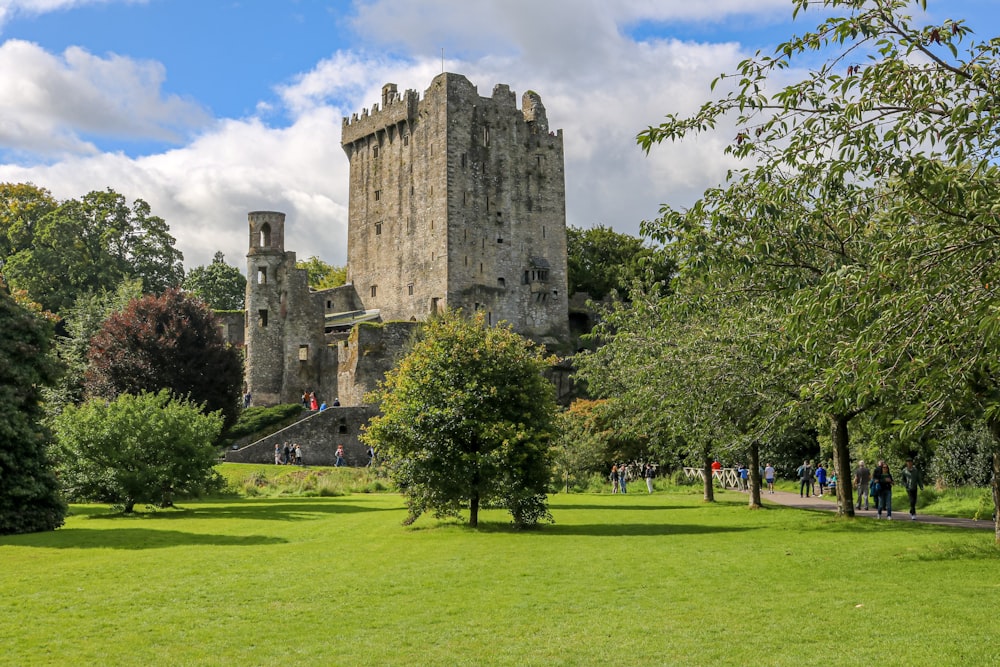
top-left (2, 487), bottom-right (999, 666)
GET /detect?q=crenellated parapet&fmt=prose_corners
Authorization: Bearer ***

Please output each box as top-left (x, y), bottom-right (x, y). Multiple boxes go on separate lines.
top-left (341, 83), bottom-right (419, 147)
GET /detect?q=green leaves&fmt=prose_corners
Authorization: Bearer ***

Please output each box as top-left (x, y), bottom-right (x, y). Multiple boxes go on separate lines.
top-left (362, 311), bottom-right (557, 527)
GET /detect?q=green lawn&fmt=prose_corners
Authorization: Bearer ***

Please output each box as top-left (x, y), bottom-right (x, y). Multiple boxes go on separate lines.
top-left (2, 486), bottom-right (998, 666)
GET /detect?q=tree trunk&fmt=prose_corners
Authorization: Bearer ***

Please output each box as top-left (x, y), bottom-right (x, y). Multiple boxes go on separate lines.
top-left (830, 413), bottom-right (855, 517)
top-left (986, 419), bottom-right (1000, 545)
top-left (469, 492), bottom-right (479, 528)
top-left (702, 448), bottom-right (715, 502)
top-left (748, 440), bottom-right (762, 509)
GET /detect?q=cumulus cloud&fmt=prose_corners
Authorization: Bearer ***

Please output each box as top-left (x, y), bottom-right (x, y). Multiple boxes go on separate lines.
top-left (0, 39), bottom-right (210, 160)
top-left (0, 0), bottom-right (806, 272)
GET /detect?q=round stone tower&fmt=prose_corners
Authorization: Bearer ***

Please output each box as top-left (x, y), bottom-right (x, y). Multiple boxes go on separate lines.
top-left (245, 211), bottom-right (288, 405)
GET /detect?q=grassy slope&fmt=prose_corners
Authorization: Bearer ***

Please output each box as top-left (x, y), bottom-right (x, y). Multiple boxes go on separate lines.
top-left (2, 489), bottom-right (998, 666)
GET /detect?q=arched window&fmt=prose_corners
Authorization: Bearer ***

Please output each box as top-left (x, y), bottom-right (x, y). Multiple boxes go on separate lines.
top-left (259, 223), bottom-right (271, 248)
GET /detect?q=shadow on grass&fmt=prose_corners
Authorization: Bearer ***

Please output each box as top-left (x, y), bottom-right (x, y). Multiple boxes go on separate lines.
top-left (553, 504), bottom-right (698, 512)
top-left (453, 522), bottom-right (756, 537)
top-left (76, 499), bottom-right (400, 523)
top-left (8, 528), bottom-right (286, 550)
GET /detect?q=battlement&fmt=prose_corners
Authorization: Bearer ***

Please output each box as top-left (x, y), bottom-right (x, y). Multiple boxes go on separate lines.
top-left (341, 84), bottom-right (419, 146)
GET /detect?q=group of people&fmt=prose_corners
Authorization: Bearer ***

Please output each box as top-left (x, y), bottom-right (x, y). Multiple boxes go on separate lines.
top-left (274, 442), bottom-right (303, 465)
top-left (609, 462), bottom-right (657, 494)
top-left (795, 460), bottom-right (835, 498)
top-left (852, 459), bottom-right (924, 520)
top-left (301, 391), bottom-right (340, 411)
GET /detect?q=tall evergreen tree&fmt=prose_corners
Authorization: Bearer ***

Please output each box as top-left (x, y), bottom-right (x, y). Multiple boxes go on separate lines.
top-left (0, 282), bottom-right (66, 535)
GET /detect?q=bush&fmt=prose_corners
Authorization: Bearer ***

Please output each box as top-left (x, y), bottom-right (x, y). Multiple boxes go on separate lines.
top-left (220, 404), bottom-right (305, 449)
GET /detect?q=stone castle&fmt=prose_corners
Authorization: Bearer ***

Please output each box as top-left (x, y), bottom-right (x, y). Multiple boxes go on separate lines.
top-left (227, 73), bottom-right (570, 466)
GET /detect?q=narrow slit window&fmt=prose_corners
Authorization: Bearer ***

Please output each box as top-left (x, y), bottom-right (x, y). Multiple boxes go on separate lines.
top-left (258, 309), bottom-right (268, 327)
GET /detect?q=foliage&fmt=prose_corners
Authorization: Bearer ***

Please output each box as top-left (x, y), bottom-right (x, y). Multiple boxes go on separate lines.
top-left (0, 182), bottom-right (58, 260)
top-left (183, 251), bottom-right (247, 311)
top-left (1, 187), bottom-right (183, 314)
top-left (0, 283), bottom-right (67, 534)
top-left (566, 224), bottom-right (674, 299)
top-left (52, 390), bottom-right (224, 512)
top-left (635, 0), bottom-right (1000, 528)
top-left (295, 255), bottom-right (347, 290)
top-left (551, 400), bottom-right (614, 491)
top-left (219, 403), bottom-right (306, 449)
top-left (362, 310), bottom-right (557, 527)
top-left (85, 288), bottom-right (244, 429)
top-left (42, 279), bottom-right (143, 418)
top-left (215, 464), bottom-right (393, 497)
top-left (929, 423), bottom-right (994, 488)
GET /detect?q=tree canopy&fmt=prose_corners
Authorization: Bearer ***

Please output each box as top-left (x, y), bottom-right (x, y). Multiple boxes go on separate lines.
top-left (295, 256), bottom-right (347, 291)
top-left (631, 0), bottom-right (1000, 535)
top-left (362, 311), bottom-right (557, 527)
top-left (183, 251), bottom-right (247, 311)
top-left (53, 390), bottom-right (224, 513)
top-left (85, 288), bottom-right (243, 430)
top-left (0, 185), bottom-right (183, 314)
top-left (566, 225), bottom-right (673, 300)
top-left (0, 282), bottom-right (67, 535)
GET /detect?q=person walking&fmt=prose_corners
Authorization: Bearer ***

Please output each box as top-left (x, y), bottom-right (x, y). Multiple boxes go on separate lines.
top-left (902, 459), bottom-right (924, 520)
top-left (644, 463), bottom-right (655, 494)
top-left (619, 463), bottom-right (628, 494)
top-left (274, 443), bottom-right (281, 465)
top-left (294, 444), bottom-right (303, 466)
top-left (853, 460), bottom-right (871, 510)
top-left (796, 460), bottom-right (813, 498)
top-left (335, 444), bottom-right (345, 467)
top-left (764, 463), bottom-right (775, 494)
top-left (737, 464), bottom-right (749, 492)
top-left (873, 462), bottom-right (894, 519)
top-left (610, 464), bottom-right (620, 494)
top-left (815, 462), bottom-right (827, 497)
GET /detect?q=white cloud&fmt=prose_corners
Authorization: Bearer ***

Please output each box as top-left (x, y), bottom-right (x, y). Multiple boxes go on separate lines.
top-left (0, 0), bottom-right (146, 31)
top-left (0, 40), bottom-right (210, 160)
top-left (0, 0), bottom-right (802, 273)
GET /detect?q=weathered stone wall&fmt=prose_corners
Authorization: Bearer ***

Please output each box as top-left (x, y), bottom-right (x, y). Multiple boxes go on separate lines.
top-left (224, 406), bottom-right (379, 467)
top-left (215, 311), bottom-right (245, 349)
top-left (341, 73), bottom-right (569, 341)
top-left (336, 321), bottom-right (417, 406)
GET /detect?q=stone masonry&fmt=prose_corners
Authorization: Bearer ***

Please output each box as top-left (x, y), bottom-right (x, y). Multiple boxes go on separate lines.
top-left (229, 73), bottom-right (570, 466)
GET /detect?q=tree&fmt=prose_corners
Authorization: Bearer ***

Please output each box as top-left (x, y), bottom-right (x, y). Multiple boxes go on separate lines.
top-left (637, 0), bottom-right (1000, 532)
top-left (183, 251), bottom-right (247, 311)
top-left (0, 182), bottom-right (57, 260)
top-left (566, 225), bottom-right (674, 300)
top-left (2, 187), bottom-right (183, 314)
top-left (43, 279), bottom-right (143, 417)
top-left (362, 310), bottom-right (557, 527)
top-left (85, 288), bottom-right (243, 430)
top-left (552, 399), bottom-right (616, 492)
top-left (52, 390), bottom-right (223, 513)
top-left (0, 281), bottom-right (67, 534)
top-left (295, 256), bottom-right (347, 291)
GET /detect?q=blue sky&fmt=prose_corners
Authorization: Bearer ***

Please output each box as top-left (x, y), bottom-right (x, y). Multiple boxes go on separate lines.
top-left (0, 0), bottom-right (997, 270)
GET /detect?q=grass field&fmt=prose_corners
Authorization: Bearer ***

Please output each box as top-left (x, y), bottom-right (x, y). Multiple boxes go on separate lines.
top-left (2, 479), bottom-right (998, 666)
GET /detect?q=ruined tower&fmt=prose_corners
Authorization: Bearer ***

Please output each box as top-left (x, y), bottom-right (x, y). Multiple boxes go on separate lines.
top-left (340, 73), bottom-right (569, 340)
top-left (244, 211), bottom-right (330, 405)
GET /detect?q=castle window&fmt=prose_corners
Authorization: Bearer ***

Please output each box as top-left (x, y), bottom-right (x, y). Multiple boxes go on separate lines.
top-left (375, 222), bottom-right (382, 236)
top-left (258, 309), bottom-right (268, 327)
top-left (461, 153), bottom-right (467, 168)
top-left (326, 300), bottom-right (332, 309)
top-left (488, 311), bottom-right (493, 325)
top-left (498, 277), bottom-right (506, 288)
top-left (543, 226), bottom-right (546, 239)
top-left (480, 263), bottom-right (484, 274)
top-left (299, 345), bottom-right (309, 361)
top-left (374, 189), bottom-right (381, 201)
top-left (483, 126), bottom-right (490, 146)
top-left (403, 134), bottom-right (409, 146)
top-left (373, 145), bottom-right (379, 158)
top-left (257, 267), bottom-right (267, 285)
top-left (496, 212), bottom-right (502, 222)
top-left (497, 237), bottom-right (503, 244)
top-left (259, 223), bottom-right (271, 248)
top-left (408, 283), bottom-right (414, 296)
top-left (370, 285), bottom-right (377, 298)
top-left (523, 271), bottom-right (530, 284)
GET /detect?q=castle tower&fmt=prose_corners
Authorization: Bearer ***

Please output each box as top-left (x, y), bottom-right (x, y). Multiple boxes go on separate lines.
top-left (340, 73), bottom-right (569, 341)
top-left (244, 211), bottom-right (328, 405)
